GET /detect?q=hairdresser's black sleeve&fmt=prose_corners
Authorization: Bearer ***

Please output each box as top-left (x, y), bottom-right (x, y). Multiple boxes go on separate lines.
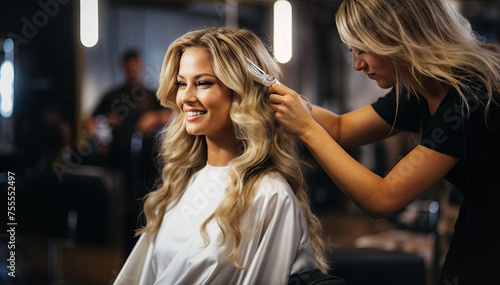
top-left (371, 87), bottom-right (421, 133)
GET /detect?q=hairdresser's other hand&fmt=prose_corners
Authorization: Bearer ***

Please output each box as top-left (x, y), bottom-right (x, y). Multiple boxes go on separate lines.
top-left (269, 83), bottom-right (318, 138)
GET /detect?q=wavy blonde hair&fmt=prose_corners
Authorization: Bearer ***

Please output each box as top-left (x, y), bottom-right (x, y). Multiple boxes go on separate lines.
top-left (138, 27), bottom-right (328, 272)
top-left (336, 0), bottom-right (500, 112)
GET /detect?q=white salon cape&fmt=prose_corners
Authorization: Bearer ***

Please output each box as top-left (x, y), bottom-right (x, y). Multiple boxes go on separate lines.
top-left (113, 163), bottom-right (319, 285)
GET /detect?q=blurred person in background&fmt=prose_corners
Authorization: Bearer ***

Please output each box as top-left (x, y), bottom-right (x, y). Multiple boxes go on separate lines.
top-left (83, 49), bottom-right (172, 253)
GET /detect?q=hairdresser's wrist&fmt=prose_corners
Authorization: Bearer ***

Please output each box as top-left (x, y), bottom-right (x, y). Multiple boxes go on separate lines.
top-left (299, 95), bottom-right (313, 111)
top-left (297, 120), bottom-right (323, 143)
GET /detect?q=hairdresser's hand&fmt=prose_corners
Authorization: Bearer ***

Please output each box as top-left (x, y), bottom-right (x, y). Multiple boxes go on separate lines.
top-left (269, 83), bottom-right (318, 138)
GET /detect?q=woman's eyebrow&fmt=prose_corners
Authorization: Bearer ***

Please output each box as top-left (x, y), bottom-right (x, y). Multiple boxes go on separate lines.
top-left (176, 73), bottom-right (218, 80)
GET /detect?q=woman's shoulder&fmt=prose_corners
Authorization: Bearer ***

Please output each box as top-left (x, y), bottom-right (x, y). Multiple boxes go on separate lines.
top-left (458, 73), bottom-right (499, 99)
top-left (255, 172), bottom-right (297, 201)
top-left (451, 76), bottom-right (500, 114)
top-left (248, 172), bottom-right (306, 224)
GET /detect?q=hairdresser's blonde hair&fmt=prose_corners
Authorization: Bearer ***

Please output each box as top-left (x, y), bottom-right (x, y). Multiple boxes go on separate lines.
top-left (138, 27), bottom-right (328, 272)
top-left (336, 0), bottom-right (500, 111)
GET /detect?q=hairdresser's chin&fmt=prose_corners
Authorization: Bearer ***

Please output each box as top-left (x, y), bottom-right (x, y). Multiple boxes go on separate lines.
top-left (369, 74), bottom-right (396, 89)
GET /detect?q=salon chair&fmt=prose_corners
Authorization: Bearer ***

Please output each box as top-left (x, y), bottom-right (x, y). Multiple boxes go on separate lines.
top-left (324, 199), bottom-right (437, 285)
top-left (20, 165), bottom-right (125, 284)
top-left (289, 270), bottom-right (346, 285)
top-left (327, 247), bottom-right (425, 285)
top-left (21, 166), bottom-right (125, 244)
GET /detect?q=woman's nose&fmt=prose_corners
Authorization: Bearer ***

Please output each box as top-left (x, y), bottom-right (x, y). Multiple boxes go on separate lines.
top-left (180, 84), bottom-right (197, 104)
top-left (352, 54), bottom-right (366, 71)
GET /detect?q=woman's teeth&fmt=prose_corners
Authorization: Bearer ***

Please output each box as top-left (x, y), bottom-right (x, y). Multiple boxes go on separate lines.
top-left (186, 111), bottom-right (206, 116)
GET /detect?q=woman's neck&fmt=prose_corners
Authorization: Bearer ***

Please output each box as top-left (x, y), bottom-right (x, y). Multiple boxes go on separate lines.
top-left (414, 76), bottom-right (449, 100)
top-left (205, 136), bottom-right (238, 166)
top-left (412, 76), bottom-right (450, 115)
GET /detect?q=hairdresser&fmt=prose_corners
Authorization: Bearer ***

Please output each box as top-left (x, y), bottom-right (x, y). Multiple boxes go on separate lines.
top-left (269, 0), bottom-right (500, 283)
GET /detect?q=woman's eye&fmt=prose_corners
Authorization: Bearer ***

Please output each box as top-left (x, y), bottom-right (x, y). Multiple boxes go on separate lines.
top-left (174, 80), bottom-right (214, 88)
top-left (349, 47), bottom-right (366, 55)
top-left (197, 81), bottom-right (214, 87)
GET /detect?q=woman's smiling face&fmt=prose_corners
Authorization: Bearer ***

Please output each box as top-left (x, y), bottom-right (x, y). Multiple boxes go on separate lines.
top-left (175, 47), bottom-right (234, 139)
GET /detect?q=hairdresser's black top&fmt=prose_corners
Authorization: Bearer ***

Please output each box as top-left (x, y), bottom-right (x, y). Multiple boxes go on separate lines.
top-left (372, 81), bottom-right (500, 284)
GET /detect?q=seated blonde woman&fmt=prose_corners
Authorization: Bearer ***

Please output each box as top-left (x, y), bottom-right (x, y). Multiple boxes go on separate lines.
top-left (113, 27), bottom-right (328, 285)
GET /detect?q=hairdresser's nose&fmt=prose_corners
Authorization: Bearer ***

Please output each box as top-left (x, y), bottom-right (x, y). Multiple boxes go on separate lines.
top-left (352, 53), bottom-right (367, 71)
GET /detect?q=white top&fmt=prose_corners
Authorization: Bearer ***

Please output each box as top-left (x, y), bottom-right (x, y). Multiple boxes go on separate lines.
top-left (116, 163), bottom-right (319, 285)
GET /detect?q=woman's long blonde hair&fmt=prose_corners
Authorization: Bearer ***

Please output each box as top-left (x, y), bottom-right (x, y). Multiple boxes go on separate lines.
top-left (138, 27), bottom-right (328, 272)
top-left (336, 0), bottom-right (500, 111)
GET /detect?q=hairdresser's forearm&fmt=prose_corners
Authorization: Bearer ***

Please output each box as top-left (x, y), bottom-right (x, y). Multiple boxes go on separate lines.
top-left (310, 104), bottom-right (398, 150)
top-left (299, 122), bottom-right (394, 218)
top-left (310, 104), bottom-right (342, 142)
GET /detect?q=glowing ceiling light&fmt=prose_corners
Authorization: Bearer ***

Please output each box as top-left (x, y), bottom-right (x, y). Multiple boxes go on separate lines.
top-left (0, 60), bottom-right (14, 118)
top-left (274, 0), bottom-right (292, 64)
top-left (80, 0), bottom-right (99, 48)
